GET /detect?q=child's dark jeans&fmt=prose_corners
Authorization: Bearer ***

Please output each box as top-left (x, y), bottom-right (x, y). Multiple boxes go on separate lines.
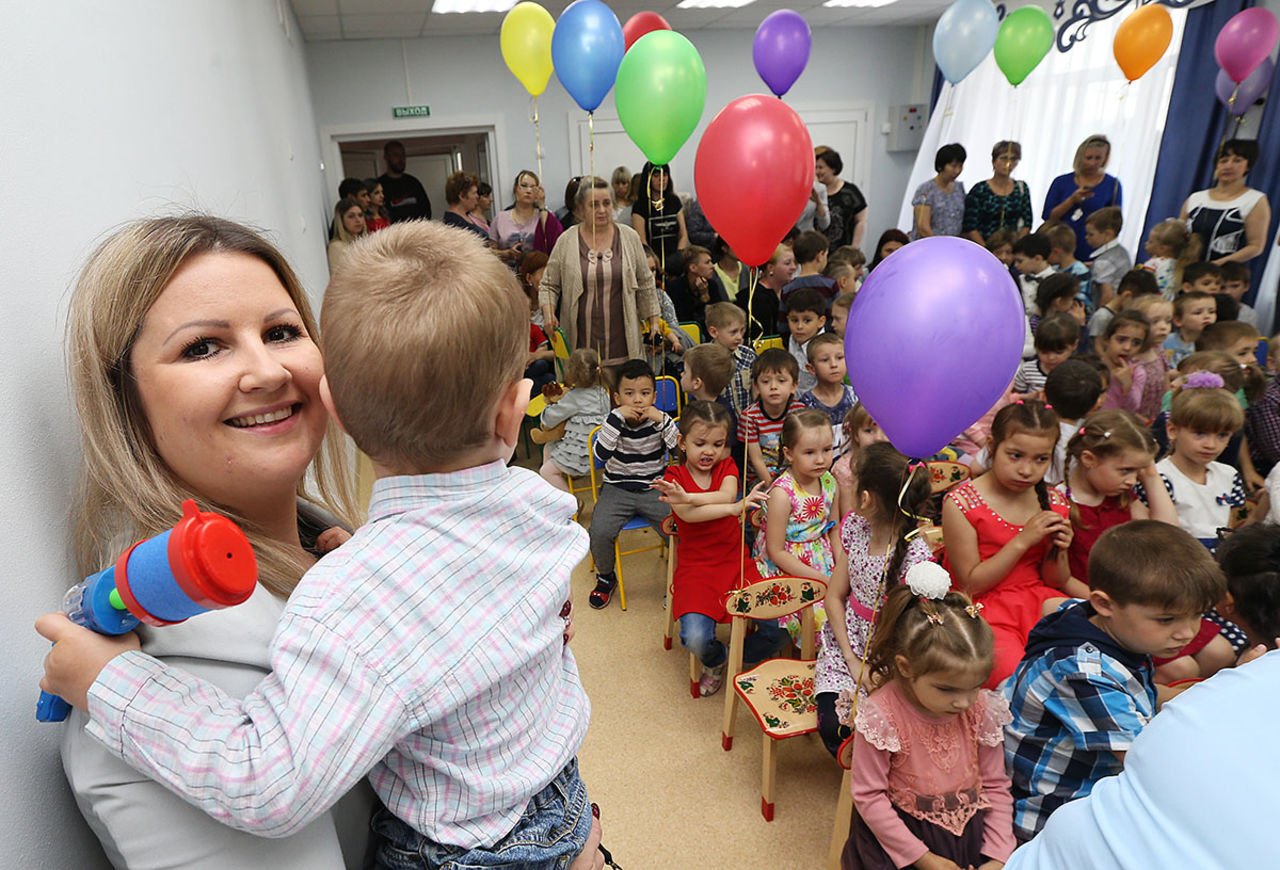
top-left (372, 759), bottom-right (591, 869)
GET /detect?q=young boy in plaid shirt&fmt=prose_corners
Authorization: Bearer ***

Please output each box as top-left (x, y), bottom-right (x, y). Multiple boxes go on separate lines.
top-left (1002, 521), bottom-right (1225, 843)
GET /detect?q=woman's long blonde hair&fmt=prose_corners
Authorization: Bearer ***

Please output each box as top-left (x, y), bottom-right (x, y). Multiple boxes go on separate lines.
top-left (67, 215), bottom-right (357, 597)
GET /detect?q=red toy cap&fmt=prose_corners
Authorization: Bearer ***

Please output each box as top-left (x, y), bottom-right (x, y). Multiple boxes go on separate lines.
top-left (166, 500), bottom-right (258, 609)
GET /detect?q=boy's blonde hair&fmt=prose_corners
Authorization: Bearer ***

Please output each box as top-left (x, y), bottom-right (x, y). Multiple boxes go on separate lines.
top-left (831, 291), bottom-right (857, 314)
top-left (1196, 320), bottom-right (1260, 352)
top-left (322, 221), bottom-right (526, 471)
top-left (705, 301), bottom-right (746, 331)
top-left (66, 215), bottom-right (356, 597)
top-left (1085, 206), bottom-right (1122, 235)
top-left (684, 343), bottom-right (734, 396)
top-left (1041, 221), bottom-right (1077, 257)
top-left (806, 331), bottom-right (844, 363)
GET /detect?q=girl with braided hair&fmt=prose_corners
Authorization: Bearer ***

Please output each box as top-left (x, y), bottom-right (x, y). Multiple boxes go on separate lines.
top-left (842, 566), bottom-right (1015, 870)
top-left (942, 401), bottom-right (1089, 687)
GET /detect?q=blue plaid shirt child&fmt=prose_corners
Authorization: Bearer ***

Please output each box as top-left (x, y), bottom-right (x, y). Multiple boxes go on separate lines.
top-left (1002, 599), bottom-right (1157, 841)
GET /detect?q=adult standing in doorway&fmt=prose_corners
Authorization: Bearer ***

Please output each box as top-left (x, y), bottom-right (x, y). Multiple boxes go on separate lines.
top-left (377, 140), bottom-right (432, 223)
top-left (964, 140), bottom-right (1033, 244)
top-left (490, 169), bottom-right (564, 266)
top-left (816, 146), bottom-right (868, 250)
top-left (540, 176), bottom-right (660, 368)
top-left (1180, 139), bottom-right (1271, 265)
top-left (1042, 134), bottom-right (1122, 262)
top-left (631, 162), bottom-right (689, 278)
top-left (910, 143), bottom-right (967, 240)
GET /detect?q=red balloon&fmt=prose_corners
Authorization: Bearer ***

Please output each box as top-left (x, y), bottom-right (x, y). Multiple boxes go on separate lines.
top-left (623, 11), bottom-right (672, 52)
top-left (694, 95), bottom-right (814, 267)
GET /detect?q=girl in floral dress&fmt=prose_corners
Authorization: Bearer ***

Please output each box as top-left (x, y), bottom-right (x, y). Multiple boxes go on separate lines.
top-left (755, 409), bottom-right (843, 643)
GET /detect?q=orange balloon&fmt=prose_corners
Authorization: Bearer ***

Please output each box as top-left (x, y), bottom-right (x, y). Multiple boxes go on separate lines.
top-left (1114, 5), bottom-right (1174, 82)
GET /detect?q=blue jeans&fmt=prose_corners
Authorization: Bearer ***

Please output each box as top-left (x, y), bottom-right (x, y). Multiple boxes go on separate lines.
top-left (679, 613), bottom-right (787, 668)
top-left (372, 759), bottom-right (591, 870)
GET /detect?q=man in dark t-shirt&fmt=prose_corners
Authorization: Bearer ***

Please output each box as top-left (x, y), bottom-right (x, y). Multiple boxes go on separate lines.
top-left (377, 140), bottom-right (432, 223)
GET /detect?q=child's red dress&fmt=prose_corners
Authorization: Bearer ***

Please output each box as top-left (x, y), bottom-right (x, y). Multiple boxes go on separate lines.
top-left (945, 480), bottom-right (1070, 688)
top-left (665, 458), bottom-right (759, 622)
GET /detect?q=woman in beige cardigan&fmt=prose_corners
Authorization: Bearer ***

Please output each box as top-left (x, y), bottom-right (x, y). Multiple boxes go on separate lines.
top-left (540, 176), bottom-right (661, 368)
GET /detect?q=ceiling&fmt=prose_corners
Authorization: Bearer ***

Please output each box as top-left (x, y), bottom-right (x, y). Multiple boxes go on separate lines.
top-left (290, 0), bottom-right (952, 40)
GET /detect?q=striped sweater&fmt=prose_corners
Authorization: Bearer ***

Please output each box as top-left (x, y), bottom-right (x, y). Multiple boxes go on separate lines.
top-left (594, 409), bottom-right (678, 491)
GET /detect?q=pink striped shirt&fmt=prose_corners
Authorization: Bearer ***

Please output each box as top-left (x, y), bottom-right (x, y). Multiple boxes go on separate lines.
top-left (86, 461), bottom-right (591, 848)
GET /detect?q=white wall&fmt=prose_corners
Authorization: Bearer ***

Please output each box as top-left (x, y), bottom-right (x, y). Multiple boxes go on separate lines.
top-left (0, 1), bottom-right (329, 865)
top-left (305, 24), bottom-right (933, 248)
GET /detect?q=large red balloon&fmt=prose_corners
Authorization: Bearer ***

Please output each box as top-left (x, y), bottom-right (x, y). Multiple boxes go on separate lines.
top-left (694, 95), bottom-right (814, 267)
top-left (622, 12), bottom-right (671, 52)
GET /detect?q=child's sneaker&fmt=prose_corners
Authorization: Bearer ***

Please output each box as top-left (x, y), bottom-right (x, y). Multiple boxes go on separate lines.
top-left (589, 573), bottom-right (617, 610)
top-left (698, 663), bottom-right (727, 697)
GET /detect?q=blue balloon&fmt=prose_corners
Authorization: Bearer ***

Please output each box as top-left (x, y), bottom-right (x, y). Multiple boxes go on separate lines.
top-left (552, 0), bottom-right (625, 113)
top-left (933, 0), bottom-right (999, 85)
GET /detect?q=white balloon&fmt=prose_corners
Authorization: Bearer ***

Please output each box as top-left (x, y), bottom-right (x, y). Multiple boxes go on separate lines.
top-left (933, 0), bottom-right (1000, 85)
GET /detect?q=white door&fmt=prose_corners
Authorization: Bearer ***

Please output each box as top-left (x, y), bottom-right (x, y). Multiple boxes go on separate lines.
top-left (794, 106), bottom-right (872, 201)
top-left (341, 152), bottom-right (378, 182)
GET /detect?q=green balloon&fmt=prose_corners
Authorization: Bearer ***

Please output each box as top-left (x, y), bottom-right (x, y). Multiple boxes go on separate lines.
top-left (993, 6), bottom-right (1054, 86)
top-left (615, 30), bottom-right (707, 165)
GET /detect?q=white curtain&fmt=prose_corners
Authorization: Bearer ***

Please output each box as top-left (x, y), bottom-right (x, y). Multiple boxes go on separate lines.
top-left (898, 7), bottom-right (1188, 257)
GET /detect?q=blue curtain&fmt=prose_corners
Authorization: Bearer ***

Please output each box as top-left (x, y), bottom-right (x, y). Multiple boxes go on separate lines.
top-left (1144, 0), bottom-right (1280, 328)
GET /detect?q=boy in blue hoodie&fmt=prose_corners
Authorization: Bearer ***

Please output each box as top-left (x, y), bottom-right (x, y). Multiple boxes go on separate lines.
top-left (1002, 521), bottom-right (1225, 843)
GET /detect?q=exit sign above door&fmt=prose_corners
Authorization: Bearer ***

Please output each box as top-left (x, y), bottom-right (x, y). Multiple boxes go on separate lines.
top-left (392, 105), bottom-right (430, 118)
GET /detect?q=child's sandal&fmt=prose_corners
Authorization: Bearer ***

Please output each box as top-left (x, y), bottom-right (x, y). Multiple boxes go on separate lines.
top-left (588, 575), bottom-right (617, 610)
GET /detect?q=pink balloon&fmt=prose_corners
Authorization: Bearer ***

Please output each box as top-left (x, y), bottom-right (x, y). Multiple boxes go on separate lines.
top-left (1216, 8), bottom-right (1279, 84)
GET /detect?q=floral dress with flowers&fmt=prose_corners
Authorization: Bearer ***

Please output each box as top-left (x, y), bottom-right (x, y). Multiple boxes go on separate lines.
top-left (754, 470), bottom-right (837, 641)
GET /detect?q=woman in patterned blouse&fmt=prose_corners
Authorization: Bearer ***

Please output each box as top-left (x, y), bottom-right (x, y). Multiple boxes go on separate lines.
top-left (964, 141), bottom-right (1033, 244)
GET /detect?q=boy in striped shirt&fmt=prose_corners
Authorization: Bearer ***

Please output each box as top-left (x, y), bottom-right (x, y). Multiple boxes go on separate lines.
top-left (588, 358), bottom-right (679, 609)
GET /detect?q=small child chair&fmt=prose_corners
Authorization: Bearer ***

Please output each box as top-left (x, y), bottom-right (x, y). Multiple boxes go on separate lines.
top-left (753, 335), bottom-right (784, 353)
top-left (678, 321), bottom-right (703, 345)
top-left (587, 425), bottom-right (667, 611)
top-left (550, 326), bottom-right (572, 380)
top-left (827, 734), bottom-right (856, 870)
top-left (654, 374), bottom-right (682, 418)
top-left (720, 575), bottom-right (828, 821)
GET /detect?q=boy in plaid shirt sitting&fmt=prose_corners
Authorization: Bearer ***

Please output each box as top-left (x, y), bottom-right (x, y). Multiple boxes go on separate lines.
top-left (1002, 521), bottom-right (1225, 843)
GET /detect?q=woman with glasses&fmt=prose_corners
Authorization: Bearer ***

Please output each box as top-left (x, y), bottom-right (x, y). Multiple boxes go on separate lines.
top-left (964, 141), bottom-right (1033, 244)
top-left (490, 169), bottom-right (563, 265)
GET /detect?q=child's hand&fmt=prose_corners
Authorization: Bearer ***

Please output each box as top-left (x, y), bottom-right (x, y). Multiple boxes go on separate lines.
top-left (643, 405), bottom-right (666, 424)
top-left (651, 478), bottom-right (690, 504)
top-left (619, 406), bottom-right (645, 425)
top-left (1019, 510), bottom-right (1067, 545)
top-left (1136, 461), bottom-right (1161, 485)
top-left (914, 853), bottom-right (965, 870)
top-left (1111, 361), bottom-right (1133, 390)
top-left (1237, 641), bottom-right (1279, 666)
top-left (743, 481), bottom-right (770, 513)
top-left (973, 861), bottom-right (1005, 870)
top-left (316, 526), bottom-right (352, 554)
top-left (1244, 467), bottom-right (1266, 495)
top-left (35, 612), bottom-right (140, 712)
top-left (1048, 517), bottom-right (1073, 550)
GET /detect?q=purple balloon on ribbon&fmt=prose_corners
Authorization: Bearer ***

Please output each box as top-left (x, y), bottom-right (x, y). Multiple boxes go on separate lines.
top-left (844, 237), bottom-right (1025, 458)
top-left (1215, 7), bottom-right (1279, 84)
top-left (753, 10), bottom-right (811, 98)
top-left (1215, 57), bottom-right (1275, 117)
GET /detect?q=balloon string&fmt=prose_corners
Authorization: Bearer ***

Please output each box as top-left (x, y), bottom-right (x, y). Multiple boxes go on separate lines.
top-left (942, 84), bottom-right (955, 120)
top-left (530, 96), bottom-right (543, 184)
top-left (589, 111), bottom-right (596, 256)
top-left (746, 265), bottom-right (762, 341)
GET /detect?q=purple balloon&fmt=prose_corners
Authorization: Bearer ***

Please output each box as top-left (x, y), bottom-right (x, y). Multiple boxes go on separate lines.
top-left (1215, 7), bottom-right (1279, 84)
top-left (1215, 57), bottom-right (1275, 117)
top-left (753, 10), bottom-right (811, 98)
top-left (844, 237), bottom-right (1024, 458)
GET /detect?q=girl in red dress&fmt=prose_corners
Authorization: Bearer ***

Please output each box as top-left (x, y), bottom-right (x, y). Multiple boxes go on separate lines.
top-left (942, 401), bottom-right (1088, 687)
top-left (653, 401), bottom-right (771, 696)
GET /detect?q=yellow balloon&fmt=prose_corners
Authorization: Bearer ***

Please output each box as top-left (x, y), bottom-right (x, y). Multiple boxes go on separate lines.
top-left (501, 2), bottom-right (555, 96)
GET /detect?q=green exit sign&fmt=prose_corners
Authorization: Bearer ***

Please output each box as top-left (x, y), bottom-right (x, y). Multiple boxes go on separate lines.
top-left (393, 105), bottom-right (431, 118)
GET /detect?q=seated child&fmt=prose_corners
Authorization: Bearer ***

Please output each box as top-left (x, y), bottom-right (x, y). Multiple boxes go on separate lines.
top-left (828, 243), bottom-right (867, 276)
top-left (985, 227), bottom-right (1015, 268)
top-left (589, 357), bottom-right (679, 608)
top-left (538, 348), bottom-right (611, 494)
top-left (1042, 358), bottom-right (1106, 484)
top-left (828, 289), bottom-right (856, 336)
top-left (1162, 290), bottom-right (1216, 368)
top-left (1014, 312), bottom-right (1078, 401)
top-left (1083, 206), bottom-right (1131, 308)
top-left (845, 577), bottom-right (1015, 870)
top-left (738, 348), bottom-right (805, 488)
top-left (1196, 319), bottom-right (1261, 367)
top-left (815, 445), bottom-right (932, 757)
top-left (1013, 232), bottom-right (1054, 315)
top-left (1030, 274), bottom-right (1086, 334)
top-left (655, 401), bottom-right (777, 696)
top-left (1127, 291), bottom-right (1174, 421)
top-left (799, 332), bottom-right (856, 457)
top-left (1097, 310), bottom-right (1151, 415)
top-left (519, 251), bottom-right (557, 396)
top-left (832, 402), bottom-right (888, 524)
top-left (1181, 260), bottom-right (1223, 296)
top-left (38, 221), bottom-right (601, 869)
top-left (681, 341), bottom-right (739, 473)
top-left (784, 288), bottom-right (830, 393)
top-left (1141, 218), bottom-right (1201, 299)
top-left (1003, 520), bottom-right (1225, 842)
top-left (943, 401), bottom-right (1087, 687)
top-left (705, 301), bottom-right (756, 421)
top-left (1215, 522), bottom-right (1280, 651)
top-left (1044, 221), bottom-right (1093, 316)
top-left (1220, 261), bottom-right (1257, 328)
top-left (781, 230), bottom-right (839, 311)
top-left (1087, 267), bottom-right (1157, 354)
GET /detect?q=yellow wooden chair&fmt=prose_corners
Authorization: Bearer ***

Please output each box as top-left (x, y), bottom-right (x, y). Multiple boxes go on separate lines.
top-left (678, 320), bottom-right (703, 345)
top-left (587, 426), bottom-right (667, 611)
top-left (753, 334), bottom-right (784, 353)
top-left (550, 326), bottom-right (572, 380)
top-left (827, 735), bottom-right (856, 870)
top-left (721, 575), bottom-right (828, 821)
